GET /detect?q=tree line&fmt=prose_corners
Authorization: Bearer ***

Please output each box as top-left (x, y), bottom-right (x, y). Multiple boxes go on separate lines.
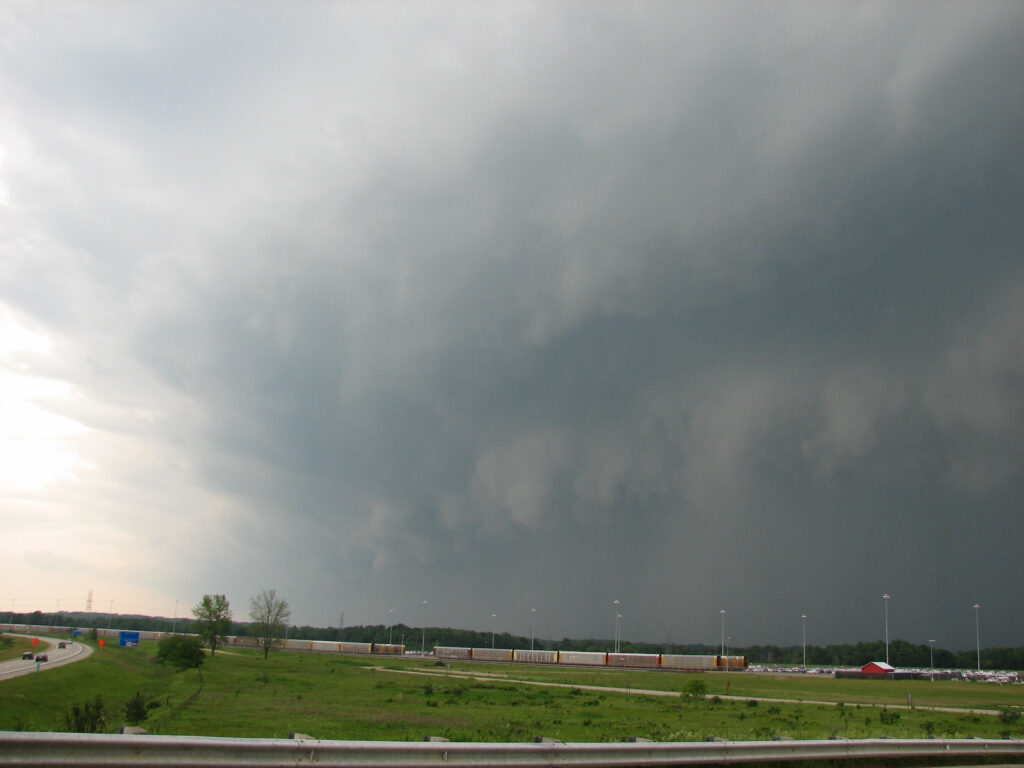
top-left (8, 605), bottom-right (1022, 670)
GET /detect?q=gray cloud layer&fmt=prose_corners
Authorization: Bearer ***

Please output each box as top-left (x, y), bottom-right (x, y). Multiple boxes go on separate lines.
top-left (2, 1), bottom-right (1021, 648)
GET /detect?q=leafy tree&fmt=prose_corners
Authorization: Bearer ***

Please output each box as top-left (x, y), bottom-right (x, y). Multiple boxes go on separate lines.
top-left (123, 691), bottom-right (148, 725)
top-left (191, 594), bottom-right (232, 655)
top-left (249, 589), bottom-right (291, 659)
top-left (156, 634), bottom-right (205, 670)
top-left (684, 679), bottom-right (708, 699)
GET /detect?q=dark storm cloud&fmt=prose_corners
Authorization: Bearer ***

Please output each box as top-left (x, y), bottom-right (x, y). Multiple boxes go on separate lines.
top-left (2, 2), bottom-right (1021, 647)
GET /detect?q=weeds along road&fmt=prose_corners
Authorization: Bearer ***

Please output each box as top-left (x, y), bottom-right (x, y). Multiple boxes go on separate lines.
top-left (0, 634), bottom-right (93, 682)
top-left (372, 665), bottom-right (1005, 717)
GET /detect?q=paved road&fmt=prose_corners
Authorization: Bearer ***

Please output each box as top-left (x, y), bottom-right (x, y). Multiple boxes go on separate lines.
top-left (0, 634), bottom-right (94, 681)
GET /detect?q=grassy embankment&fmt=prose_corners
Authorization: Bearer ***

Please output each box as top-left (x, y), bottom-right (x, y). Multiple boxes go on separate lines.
top-left (0, 635), bottom-right (37, 662)
top-left (0, 643), bottom-right (1021, 742)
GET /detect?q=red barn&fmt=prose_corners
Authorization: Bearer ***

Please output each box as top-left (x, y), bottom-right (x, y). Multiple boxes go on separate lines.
top-left (861, 661), bottom-right (895, 676)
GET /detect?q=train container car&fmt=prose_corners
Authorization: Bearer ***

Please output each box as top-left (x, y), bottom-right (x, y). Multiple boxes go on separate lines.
top-left (557, 651), bottom-right (607, 666)
top-left (720, 655), bottom-right (748, 671)
top-left (372, 643), bottom-right (406, 655)
top-left (434, 646), bottom-right (473, 660)
top-left (513, 649), bottom-right (558, 664)
top-left (338, 642), bottom-right (373, 654)
top-left (471, 647), bottom-right (514, 662)
top-left (607, 652), bottom-right (659, 669)
top-left (660, 654), bottom-right (717, 671)
top-left (305, 640), bottom-right (342, 653)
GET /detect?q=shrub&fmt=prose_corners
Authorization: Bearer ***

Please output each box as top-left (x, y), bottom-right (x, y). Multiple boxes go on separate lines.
top-left (879, 709), bottom-right (901, 725)
top-left (684, 679), bottom-right (707, 699)
top-left (123, 691), bottom-right (147, 725)
top-left (156, 635), bottom-right (205, 670)
top-left (65, 696), bottom-right (106, 733)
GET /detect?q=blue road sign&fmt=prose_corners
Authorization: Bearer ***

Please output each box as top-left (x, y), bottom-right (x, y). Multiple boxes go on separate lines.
top-left (119, 631), bottom-right (141, 647)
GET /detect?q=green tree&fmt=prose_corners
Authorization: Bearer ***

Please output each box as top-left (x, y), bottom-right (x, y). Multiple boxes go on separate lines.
top-left (248, 589), bottom-right (291, 660)
top-left (156, 634), bottom-right (205, 670)
top-left (191, 594), bottom-right (231, 656)
top-left (123, 691), bottom-right (148, 725)
top-left (684, 679), bottom-right (708, 699)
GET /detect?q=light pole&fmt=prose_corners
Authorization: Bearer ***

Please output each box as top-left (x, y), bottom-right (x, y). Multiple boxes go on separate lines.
top-left (491, 614), bottom-right (496, 648)
top-left (973, 603), bottom-right (981, 671)
top-left (388, 608), bottom-right (394, 645)
top-left (173, 599), bottom-right (178, 634)
top-left (530, 608), bottom-right (536, 650)
top-left (613, 600), bottom-right (621, 653)
top-left (802, 614), bottom-right (807, 669)
top-left (929, 639), bottom-right (935, 677)
top-left (421, 600), bottom-right (428, 654)
top-left (882, 594), bottom-right (890, 665)
top-left (720, 610), bottom-right (726, 657)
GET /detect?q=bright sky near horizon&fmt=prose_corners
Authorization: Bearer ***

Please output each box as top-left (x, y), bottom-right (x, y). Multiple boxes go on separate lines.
top-left (1, 1), bottom-right (1022, 650)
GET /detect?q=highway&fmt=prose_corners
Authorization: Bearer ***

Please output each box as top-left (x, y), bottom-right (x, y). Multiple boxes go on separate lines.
top-left (0, 633), bottom-right (94, 681)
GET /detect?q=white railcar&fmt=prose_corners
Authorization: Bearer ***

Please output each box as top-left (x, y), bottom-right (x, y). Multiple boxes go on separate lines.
top-left (607, 652), bottom-right (660, 668)
top-left (338, 642), bottom-right (373, 654)
top-left (434, 646), bottom-right (472, 660)
top-left (471, 648), bottom-right (514, 662)
top-left (557, 651), bottom-right (607, 666)
top-left (513, 649), bottom-right (558, 664)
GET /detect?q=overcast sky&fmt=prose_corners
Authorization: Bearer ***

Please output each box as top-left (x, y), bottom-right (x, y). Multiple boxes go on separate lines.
top-left (1, 1), bottom-right (1021, 652)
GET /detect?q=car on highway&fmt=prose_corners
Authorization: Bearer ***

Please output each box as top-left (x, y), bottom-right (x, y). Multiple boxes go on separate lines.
top-left (58, 641), bottom-right (67, 649)
top-left (22, 651), bottom-right (34, 660)
top-left (34, 654), bottom-right (48, 662)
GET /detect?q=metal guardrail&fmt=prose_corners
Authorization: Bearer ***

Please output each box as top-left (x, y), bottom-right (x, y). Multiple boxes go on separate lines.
top-left (0, 734), bottom-right (1022, 767)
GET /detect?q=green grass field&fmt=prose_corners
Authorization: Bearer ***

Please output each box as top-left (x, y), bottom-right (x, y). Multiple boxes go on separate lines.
top-left (0, 635), bottom-right (36, 662)
top-left (1, 643), bottom-right (1021, 742)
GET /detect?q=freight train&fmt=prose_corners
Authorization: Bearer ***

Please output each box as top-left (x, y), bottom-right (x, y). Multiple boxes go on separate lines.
top-left (3, 623), bottom-right (746, 670)
top-left (434, 646), bottom-right (747, 671)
